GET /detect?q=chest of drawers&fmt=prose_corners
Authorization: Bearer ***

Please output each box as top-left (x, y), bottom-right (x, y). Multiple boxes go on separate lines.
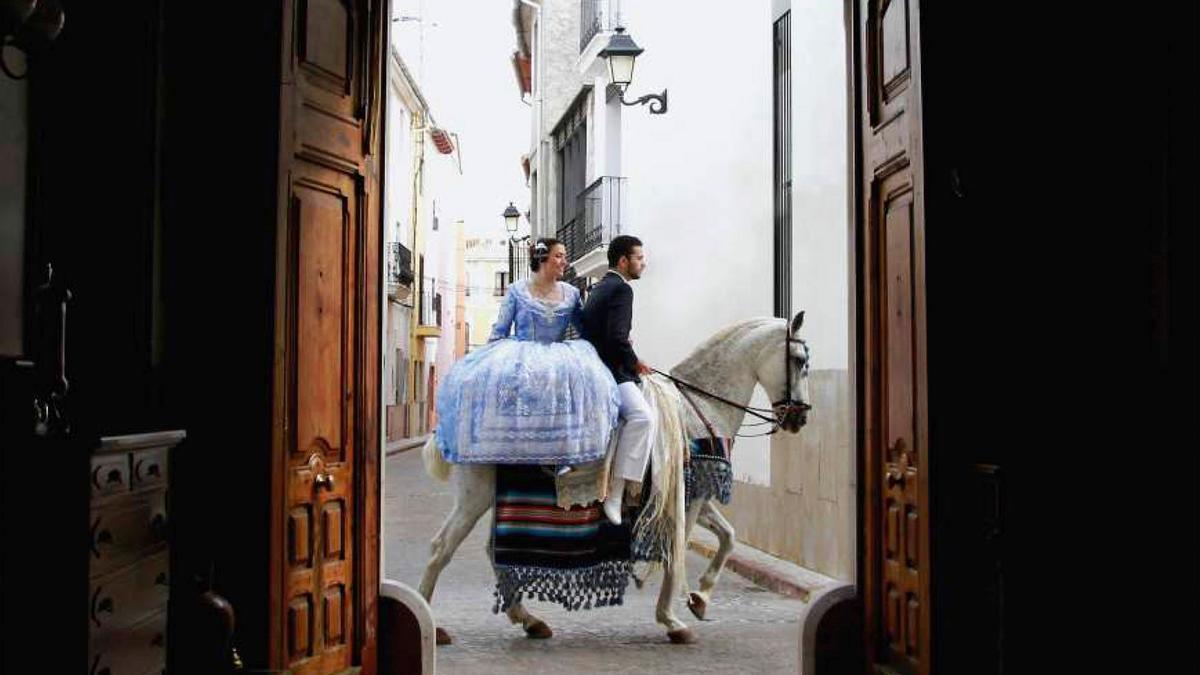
top-left (88, 430), bottom-right (185, 675)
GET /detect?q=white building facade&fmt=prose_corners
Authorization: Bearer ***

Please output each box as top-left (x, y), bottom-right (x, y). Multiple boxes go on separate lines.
top-left (384, 47), bottom-right (462, 440)
top-left (512, 0), bottom-right (855, 584)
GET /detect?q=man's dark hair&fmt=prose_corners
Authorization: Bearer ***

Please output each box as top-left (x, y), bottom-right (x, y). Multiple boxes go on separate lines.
top-left (529, 237), bottom-right (562, 272)
top-left (607, 235), bottom-right (643, 269)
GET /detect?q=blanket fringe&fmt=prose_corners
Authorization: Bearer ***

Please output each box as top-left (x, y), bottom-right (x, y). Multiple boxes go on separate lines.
top-left (493, 560), bottom-right (633, 613)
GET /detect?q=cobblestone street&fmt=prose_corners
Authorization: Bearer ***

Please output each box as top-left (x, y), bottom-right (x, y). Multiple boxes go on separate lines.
top-left (384, 447), bottom-right (805, 674)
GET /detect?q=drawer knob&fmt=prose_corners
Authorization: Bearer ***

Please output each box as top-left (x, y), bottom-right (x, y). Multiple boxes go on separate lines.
top-left (137, 458), bottom-right (162, 480)
top-left (90, 587), bottom-right (114, 626)
top-left (150, 513), bottom-right (166, 539)
top-left (106, 468), bottom-right (123, 484)
top-left (155, 571), bottom-right (168, 586)
top-left (89, 518), bottom-right (113, 558)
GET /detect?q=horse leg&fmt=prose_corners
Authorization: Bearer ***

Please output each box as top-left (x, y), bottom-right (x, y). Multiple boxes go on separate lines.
top-left (418, 465), bottom-right (494, 644)
top-left (680, 499), bottom-right (707, 619)
top-left (658, 546), bottom-right (696, 644)
top-left (504, 601), bottom-right (553, 639)
top-left (687, 500), bottom-right (735, 620)
top-left (482, 521), bottom-right (554, 639)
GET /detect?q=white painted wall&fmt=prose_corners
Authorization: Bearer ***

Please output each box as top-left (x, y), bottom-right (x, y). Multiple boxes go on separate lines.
top-left (617, 0), bottom-right (776, 484)
top-left (788, 1), bottom-right (851, 372)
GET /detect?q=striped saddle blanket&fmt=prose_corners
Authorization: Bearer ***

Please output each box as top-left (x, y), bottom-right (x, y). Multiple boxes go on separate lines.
top-left (491, 465), bottom-right (633, 614)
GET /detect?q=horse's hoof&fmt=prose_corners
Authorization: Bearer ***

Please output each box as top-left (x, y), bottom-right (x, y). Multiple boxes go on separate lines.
top-left (525, 621), bottom-right (553, 639)
top-left (667, 628), bottom-right (697, 644)
top-left (435, 627), bottom-right (453, 645)
top-left (687, 592), bottom-right (708, 620)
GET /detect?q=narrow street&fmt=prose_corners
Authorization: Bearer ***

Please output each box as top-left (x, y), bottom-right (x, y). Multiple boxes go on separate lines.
top-left (384, 447), bottom-right (805, 674)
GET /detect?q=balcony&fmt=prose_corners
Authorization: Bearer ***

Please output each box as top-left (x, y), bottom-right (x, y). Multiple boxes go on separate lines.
top-left (556, 176), bottom-right (627, 279)
top-left (416, 280), bottom-right (442, 337)
top-left (508, 239), bottom-right (530, 284)
top-left (387, 242), bottom-right (414, 300)
top-left (580, 0), bottom-right (620, 53)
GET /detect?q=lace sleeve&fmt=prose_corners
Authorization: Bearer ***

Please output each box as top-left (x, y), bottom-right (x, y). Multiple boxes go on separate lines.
top-left (489, 286), bottom-right (517, 341)
top-left (568, 284), bottom-right (584, 337)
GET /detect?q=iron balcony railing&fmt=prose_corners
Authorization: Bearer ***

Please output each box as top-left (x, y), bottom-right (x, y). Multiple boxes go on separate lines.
top-left (388, 242), bottom-right (414, 287)
top-left (418, 279), bottom-right (442, 327)
top-left (508, 239), bottom-right (530, 285)
top-left (556, 176), bottom-right (627, 264)
top-left (580, 0), bottom-right (621, 52)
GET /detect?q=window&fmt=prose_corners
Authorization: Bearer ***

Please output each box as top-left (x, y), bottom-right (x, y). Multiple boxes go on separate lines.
top-left (495, 271), bottom-right (508, 296)
top-left (553, 88), bottom-right (591, 233)
top-left (773, 11), bottom-right (793, 319)
top-left (557, 123), bottom-right (587, 230)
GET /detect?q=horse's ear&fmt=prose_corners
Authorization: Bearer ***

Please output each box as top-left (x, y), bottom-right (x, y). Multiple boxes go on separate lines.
top-left (790, 311), bottom-right (805, 335)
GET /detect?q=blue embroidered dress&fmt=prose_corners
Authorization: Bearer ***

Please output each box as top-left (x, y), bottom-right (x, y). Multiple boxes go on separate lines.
top-left (435, 279), bottom-right (620, 465)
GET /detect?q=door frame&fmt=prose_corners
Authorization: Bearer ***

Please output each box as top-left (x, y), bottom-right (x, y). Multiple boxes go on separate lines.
top-left (268, 1), bottom-right (388, 672)
top-left (851, 0), bottom-right (933, 672)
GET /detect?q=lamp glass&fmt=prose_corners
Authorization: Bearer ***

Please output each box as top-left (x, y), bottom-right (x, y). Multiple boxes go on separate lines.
top-left (607, 54), bottom-right (636, 88)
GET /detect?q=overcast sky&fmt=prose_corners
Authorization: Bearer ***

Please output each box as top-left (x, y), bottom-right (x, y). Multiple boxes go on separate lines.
top-left (392, 0), bottom-right (531, 241)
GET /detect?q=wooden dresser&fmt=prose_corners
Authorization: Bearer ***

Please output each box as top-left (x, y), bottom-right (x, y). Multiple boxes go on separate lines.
top-left (88, 430), bottom-right (185, 675)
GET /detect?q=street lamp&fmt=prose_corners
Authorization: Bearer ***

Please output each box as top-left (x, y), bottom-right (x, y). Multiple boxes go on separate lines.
top-left (600, 27), bottom-right (667, 115)
top-left (503, 202), bottom-right (523, 238)
top-left (503, 201), bottom-right (530, 283)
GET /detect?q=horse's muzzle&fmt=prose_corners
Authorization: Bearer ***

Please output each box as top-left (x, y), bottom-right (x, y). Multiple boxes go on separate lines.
top-left (775, 402), bottom-right (810, 433)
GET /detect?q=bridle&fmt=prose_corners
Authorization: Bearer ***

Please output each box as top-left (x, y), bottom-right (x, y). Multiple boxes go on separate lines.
top-left (649, 330), bottom-right (811, 439)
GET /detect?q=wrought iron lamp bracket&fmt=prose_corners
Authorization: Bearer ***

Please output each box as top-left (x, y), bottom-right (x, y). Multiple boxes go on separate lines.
top-left (607, 83), bottom-right (668, 115)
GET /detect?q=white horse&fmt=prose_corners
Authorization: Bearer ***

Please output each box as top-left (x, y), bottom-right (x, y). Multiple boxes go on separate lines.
top-left (418, 313), bottom-right (811, 645)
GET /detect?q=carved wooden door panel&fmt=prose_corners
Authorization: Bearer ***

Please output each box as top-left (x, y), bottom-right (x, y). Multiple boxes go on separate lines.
top-left (272, 1), bottom-right (384, 673)
top-left (860, 0), bottom-right (931, 673)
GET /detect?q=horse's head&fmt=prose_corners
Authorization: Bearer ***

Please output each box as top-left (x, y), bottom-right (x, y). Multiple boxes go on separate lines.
top-left (756, 311), bottom-right (812, 433)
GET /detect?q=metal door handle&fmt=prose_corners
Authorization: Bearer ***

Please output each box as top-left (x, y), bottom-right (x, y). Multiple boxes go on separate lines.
top-left (314, 472), bottom-right (335, 491)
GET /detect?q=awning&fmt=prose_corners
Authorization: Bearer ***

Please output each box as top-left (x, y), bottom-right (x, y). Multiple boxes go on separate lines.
top-left (430, 127), bottom-right (455, 155)
top-left (511, 52), bottom-right (532, 97)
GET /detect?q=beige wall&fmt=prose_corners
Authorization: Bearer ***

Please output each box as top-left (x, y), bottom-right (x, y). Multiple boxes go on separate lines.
top-left (724, 370), bottom-right (854, 581)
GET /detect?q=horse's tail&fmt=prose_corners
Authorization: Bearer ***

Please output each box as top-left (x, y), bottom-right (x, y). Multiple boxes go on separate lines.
top-left (422, 433), bottom-right (453, 482)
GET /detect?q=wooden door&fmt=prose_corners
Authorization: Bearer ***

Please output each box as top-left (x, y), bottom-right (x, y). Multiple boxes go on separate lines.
top-left (272, 1), bottom-right (385, 673)
top-left (859, 0), bottom-right (931, 673)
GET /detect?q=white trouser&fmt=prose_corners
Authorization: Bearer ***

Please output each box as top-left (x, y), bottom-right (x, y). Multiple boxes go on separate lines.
top-left (613, 381), bottom-right (654, 482)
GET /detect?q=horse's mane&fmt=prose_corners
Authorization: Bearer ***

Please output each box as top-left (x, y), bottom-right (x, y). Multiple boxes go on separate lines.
top-left (673, 317), bottom-right (782, 372)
